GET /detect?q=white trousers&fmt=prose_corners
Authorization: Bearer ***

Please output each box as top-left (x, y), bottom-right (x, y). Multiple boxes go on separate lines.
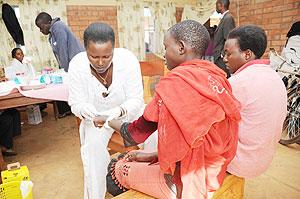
top-left (79, 121), bottom-right (114, 199)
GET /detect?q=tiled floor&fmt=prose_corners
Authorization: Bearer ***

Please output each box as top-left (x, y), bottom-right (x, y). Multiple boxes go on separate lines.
top-left (4, 106), bottom-right (300, 198)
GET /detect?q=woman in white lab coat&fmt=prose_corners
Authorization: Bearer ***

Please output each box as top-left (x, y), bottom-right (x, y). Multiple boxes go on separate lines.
top-left (68, 22), bottom-right (144, 199)
top-left (5, 48), bottom-right (35, 80)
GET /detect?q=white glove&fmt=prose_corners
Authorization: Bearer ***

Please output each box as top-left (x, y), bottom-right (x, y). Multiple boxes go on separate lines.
top-left (96, 107), bottom-right (125, 128)
top-left (97, 107), bottom-right (122, 119)
top-left (79, 103), bottom-right (98, 121)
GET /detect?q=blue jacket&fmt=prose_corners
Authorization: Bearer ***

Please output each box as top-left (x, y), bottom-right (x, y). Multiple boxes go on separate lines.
top-left (49, 18), bottom-right (84, 72)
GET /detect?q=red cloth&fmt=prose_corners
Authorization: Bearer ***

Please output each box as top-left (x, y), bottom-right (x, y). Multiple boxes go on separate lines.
top-left (143, 59), bottom-right (241, 198)
top-left (127, 116), bottom-right (157, 144)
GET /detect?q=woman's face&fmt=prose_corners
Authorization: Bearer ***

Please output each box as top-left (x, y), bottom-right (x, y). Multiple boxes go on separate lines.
top-left (163, 32), bottom-right (182, 71)
top-left (86, 41), bottom-right (114, 73)
top-left (15, 49), bottom-right (24, 62)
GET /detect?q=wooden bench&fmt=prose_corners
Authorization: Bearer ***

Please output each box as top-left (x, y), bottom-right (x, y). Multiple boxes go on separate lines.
top-left (113, 174), bottom-right (245, 199)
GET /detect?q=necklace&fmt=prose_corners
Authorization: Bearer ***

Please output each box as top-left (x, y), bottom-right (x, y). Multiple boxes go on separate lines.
top-left (98, 69), bottom-right (110, 85)
top-left (91, 65), bottom-right (111, 85)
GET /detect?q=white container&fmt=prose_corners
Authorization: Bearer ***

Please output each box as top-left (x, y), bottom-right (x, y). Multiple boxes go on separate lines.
top-left (26, 105), bottom-right (42, 125)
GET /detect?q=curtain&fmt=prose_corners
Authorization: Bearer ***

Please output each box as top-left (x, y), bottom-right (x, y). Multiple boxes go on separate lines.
top-left (0, 0), bottom-right (67, 72)
top-left (117, 0), bottom-right (145, 61)
top-left (148, 2), bottom-right (176, 58)
top-left (181, 0), bottom-right (215, 24)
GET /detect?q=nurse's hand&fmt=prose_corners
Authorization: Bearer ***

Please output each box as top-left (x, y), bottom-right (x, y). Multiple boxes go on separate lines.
top-left (80, 104), bottom-right (98, 121)
top-left (93, 115), bottom-right (108, 128)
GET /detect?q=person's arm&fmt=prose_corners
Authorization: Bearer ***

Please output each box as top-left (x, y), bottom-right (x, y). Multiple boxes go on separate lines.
top-left (94, 115), bottom-right (157, 146)
top-left (52, 23), bottom-right (70, 72)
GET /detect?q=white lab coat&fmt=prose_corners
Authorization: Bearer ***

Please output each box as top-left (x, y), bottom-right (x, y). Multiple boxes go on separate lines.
top-left (5, 58), bottom-right (35, 80)
top-left (68, 49), bottom-right (144, 199)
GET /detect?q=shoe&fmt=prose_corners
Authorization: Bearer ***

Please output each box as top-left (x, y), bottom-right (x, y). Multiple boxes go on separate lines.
top-left (41, 110), bottom-right (48, 117)
top-left (2, 149), bottom-right (17, 156)
top-left (58, 111), bottom-right (72, 119)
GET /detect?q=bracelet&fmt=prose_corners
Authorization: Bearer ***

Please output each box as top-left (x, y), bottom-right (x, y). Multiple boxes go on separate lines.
top-left (119, 106), bottom-right (127, 118)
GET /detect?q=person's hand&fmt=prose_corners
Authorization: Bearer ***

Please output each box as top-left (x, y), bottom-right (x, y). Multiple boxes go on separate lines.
top-left (80, 104), bottom-right (98, 121)
top-left (124, 151), bottom-right (158, 164)
top-left (93, 115), bottom-right (108, 128)
top-left (97, 107), bottom-right (122, 119)
top-left (94, 107), bottom-right (123, 128)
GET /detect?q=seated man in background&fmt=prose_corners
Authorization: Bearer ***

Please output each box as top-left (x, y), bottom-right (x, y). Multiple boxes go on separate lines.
top-left (95, 20), bottom-right (241, 198)
top-left (223, 25), bottom-right (287, 178)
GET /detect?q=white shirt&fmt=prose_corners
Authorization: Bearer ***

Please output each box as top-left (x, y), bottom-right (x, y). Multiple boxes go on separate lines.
top-left (68, 48), bottom-right (144, 121)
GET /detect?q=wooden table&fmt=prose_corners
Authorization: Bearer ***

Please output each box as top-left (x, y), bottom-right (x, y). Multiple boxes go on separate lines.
top-left (0, 90), bottom-right (58, 120)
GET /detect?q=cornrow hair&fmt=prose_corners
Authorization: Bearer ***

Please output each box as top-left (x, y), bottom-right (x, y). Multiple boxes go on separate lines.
top-left (168, 19), bottom-right (210, 57)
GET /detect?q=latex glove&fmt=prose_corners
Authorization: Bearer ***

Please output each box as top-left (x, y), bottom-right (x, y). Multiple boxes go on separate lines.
top-left (79, 103), bottom-right (98, 121)
top-left (96, 107), bottom-right (124, 128)
top-left (97, 106), bottom-right (122, 119)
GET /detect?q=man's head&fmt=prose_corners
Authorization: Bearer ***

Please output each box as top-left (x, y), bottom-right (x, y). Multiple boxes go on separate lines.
top-left (11, 47), bottom-right (24, 62)
top-left (216, 0), bottom-right (230, 14)
top-left (35, 12), bottom-right (52, 35)
top-left (223, 25), bottom-right (267, 74)
top-left (83, 22), bottom-right (115, 73)
top-left (164, 20), bottom-right (210, 70)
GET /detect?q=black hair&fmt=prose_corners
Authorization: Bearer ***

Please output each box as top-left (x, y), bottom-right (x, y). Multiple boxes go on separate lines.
top-left (83, 22), bottom-right (115, 48)
top-left (228, 25), bottom-right (267, 59)
top-left (35, 12), bottom-right (52, 25)
top-left (287, 21), bottom-right (300, 38)
top-left (11, 47), bottom-right (22, 58)
top-left (168, 19), bottom-right (210, 57)
top-left (218, 0), bottom-right (230, 9)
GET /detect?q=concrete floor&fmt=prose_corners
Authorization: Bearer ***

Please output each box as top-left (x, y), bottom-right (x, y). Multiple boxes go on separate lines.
top-left (4, 106), bottom-right (300, 199)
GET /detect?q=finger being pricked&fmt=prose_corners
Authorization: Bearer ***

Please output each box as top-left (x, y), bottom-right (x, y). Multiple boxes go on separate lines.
top-left (93, 116), bottom-right (107, 128)
top-left (124, 150), bottom-right (139, 162)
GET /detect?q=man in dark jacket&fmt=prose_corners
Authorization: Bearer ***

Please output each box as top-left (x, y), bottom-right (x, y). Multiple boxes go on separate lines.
top-left (213, 0), bottom-right (235, 77)
top-left (35, 12), bottom-right (84, 72)
top-left (35, 12), bottom-right (84, 118)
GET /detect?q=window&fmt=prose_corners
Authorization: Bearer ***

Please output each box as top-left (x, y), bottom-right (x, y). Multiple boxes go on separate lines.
top-left (12, 5), bottom-right (20, 19)
top-left (144, 7), bottom-right (155, 53)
